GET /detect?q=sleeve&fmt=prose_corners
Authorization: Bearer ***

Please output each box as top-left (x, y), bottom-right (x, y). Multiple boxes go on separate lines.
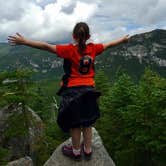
top-left (56, 44), bottom-right (71, 59)
top-left (94, 44), bottom-right (104, 56)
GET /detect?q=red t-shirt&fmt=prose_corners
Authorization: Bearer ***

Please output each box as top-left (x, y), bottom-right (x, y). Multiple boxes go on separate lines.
top-left (56, 43), bottom-right (104, 87)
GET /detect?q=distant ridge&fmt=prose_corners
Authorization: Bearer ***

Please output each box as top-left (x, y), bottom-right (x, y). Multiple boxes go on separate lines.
top-left (0, 29), bottom-right (166, 80)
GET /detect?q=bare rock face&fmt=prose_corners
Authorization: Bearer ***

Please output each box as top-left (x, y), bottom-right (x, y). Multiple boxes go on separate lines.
top-left (7, 156), bottom-right (33, 166)
top-left (44, 128), bottom-right (116, 166)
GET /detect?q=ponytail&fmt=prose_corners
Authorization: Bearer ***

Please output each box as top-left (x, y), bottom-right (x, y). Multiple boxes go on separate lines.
top-left (73, 22), bottom-right (90, 55)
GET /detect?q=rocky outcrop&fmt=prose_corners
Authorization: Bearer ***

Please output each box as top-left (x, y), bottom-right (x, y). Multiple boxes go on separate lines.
top-left (44, 128), bottom-right (116, 166)
top-left (95, 29), bottom-right (166, 79)
top-left (7, 156), bottom-right (33, 166)
top-left (0, 103), bottom-right (44, 162)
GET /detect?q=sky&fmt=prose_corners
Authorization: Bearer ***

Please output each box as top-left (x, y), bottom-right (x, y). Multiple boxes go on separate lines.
top-left (0, 0), bottom-right (166, 43)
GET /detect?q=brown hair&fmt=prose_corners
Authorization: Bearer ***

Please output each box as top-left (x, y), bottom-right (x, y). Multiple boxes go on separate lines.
top-left (73, 22), bottom-right (90, 54)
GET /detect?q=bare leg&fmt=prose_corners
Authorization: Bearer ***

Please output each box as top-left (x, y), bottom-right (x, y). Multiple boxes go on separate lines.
top-left (82, 126), bottom-right (92, 153)
top-left (70, 128), bottom-right (81, 150)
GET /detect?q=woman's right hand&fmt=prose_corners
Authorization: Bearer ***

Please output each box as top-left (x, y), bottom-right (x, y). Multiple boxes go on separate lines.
top-left (8, 33), bottom-right (26, 46)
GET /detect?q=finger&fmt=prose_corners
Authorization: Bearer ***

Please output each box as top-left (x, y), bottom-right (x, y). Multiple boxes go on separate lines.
top-left (7, 37), bottom-right (16, 41)
top-left (125, 35), bottom-right (130, 40)
top-left (16, 32), bottom-right (22, 37)
top-left (8, 40), bottom-right (16, 44)
top-left (8, 38), bottom-right (16, 42)
top-left (8, 36), bottom-right (16, 40)
top-left (8, 39), bottom-right (16, 43)
top-left (125, 35), bottom-right (129, 38)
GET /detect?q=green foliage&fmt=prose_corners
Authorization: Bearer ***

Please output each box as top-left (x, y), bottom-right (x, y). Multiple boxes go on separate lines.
top-left (34, 121), bottom-right (68, 166)
top-left (1, 67), bottom-right (165, 166)
top-left (0, 147), bottom-right (11, 166)
top-left (4, 112), bottom-right (28, 138)
top-left (26, 79), bottom-right (65, 165)
top-left (0, 69), bottom-right (35, 105)
top-left (95, 69), bottom-right (110, 95)
top-left (133, 69), bottom-right (166, 166)
top-left (28, 79), bottom-right (60, 122)
top-left (96, 69), bottom-right (166, 166)
top-left (0, 70), bottom-right (66, 165)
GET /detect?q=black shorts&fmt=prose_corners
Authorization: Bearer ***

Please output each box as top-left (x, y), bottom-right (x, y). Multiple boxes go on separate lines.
top-left (57, 86), bottom-right (101, 132)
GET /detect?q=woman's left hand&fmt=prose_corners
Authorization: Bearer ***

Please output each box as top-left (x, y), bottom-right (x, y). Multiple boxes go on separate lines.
top-left (122, 35), bottom-right (130, 42)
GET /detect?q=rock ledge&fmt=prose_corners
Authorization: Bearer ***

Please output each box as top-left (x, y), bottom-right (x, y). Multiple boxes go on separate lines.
top-left (44, 128), bottom-right (116, 166)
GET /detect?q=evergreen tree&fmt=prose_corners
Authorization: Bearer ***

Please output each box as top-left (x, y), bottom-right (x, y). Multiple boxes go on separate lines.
top-left (96, 69), bottom-right (166, 166)
top-left (95, 69), bottom-right (110, 95)
top-left (132, 69), bottom-right (166, 166)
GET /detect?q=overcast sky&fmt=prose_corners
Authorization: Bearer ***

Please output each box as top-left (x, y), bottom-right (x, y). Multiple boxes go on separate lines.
top-left (0, 0), bottom-right (166, 43)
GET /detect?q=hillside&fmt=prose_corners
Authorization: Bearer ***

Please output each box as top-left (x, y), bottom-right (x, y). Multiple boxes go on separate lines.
top-left (96, 29), bottom-right (166, 80)
top-left (0, 44), bottom-right (63, 80)
top-left (0, 29), bottom-right (166, 80)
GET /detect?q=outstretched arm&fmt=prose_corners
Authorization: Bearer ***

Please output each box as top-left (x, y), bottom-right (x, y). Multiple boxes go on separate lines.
top-left (8, 33), bottom-right (56, 53)
top-left (103, 35), bottom-right (129, 50)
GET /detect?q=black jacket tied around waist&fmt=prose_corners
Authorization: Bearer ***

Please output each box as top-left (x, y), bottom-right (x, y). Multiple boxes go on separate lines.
top-left (57, 86), bottom-right (101, 132)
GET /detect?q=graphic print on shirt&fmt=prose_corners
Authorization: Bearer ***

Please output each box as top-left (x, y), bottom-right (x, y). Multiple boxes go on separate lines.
top-left (79, 55), bottom-right (93, 74)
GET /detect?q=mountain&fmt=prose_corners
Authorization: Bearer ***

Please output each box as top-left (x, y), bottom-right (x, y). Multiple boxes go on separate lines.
top-left (96, 29), bottom-right (166, 80)
top-left (0, 29), bottom-right (166, 80)
top-left (0, 43), bottom-right (63, 80)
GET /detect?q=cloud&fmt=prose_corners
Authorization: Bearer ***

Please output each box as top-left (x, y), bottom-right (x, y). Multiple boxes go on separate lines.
top-left (89, 0), bottom-right (166, 42)
top-left (0, 0), bottom-right (166, 43)
top-left (0, 0), bottom-right (97, 42)
top-left (0, 0), bottom-right (27, 21)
